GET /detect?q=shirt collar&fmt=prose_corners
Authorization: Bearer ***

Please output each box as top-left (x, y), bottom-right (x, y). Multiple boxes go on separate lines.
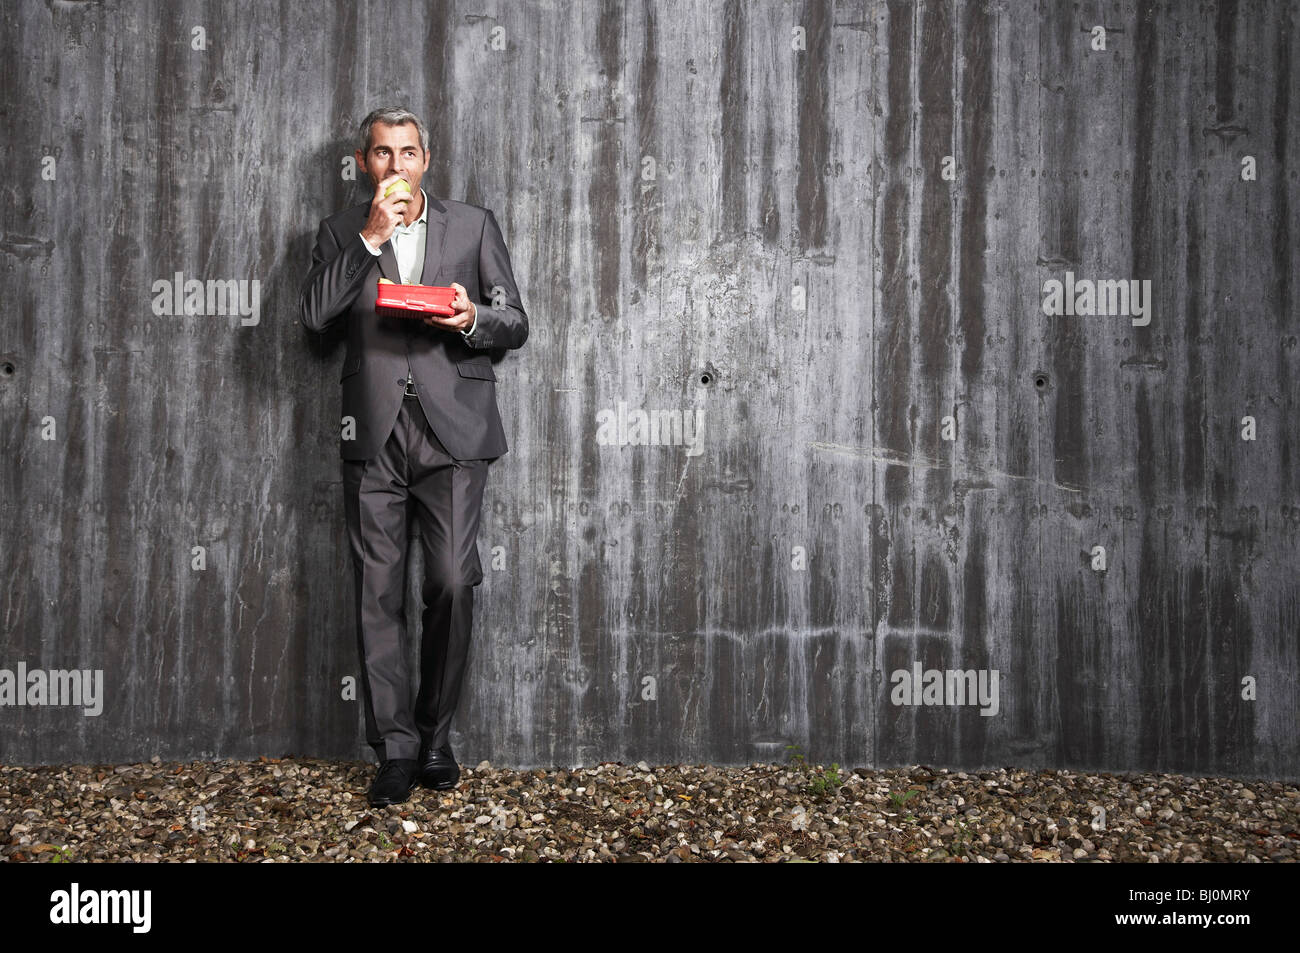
top-left (395, 188), bottom-right (429, 233)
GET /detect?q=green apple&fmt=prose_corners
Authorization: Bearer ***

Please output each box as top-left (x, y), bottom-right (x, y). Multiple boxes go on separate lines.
top-left (384, 179), bottom-right (412, 199)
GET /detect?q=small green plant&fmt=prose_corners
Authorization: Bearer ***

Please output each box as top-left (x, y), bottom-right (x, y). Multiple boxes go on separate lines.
top-left (786, 746), bottom-right (842, 797)
top-left (265, 841), bottom-right (287, 855)
top-left (889, 789), bottom-right (918, 809)
top-left (51, 845), bottom-right (72, 863)
top-left (376, 831), bottom-right (394, 851)
top-left (889, 788), bottom-right (920, 821)
top-left (807, 762), bottom-right (843, 797)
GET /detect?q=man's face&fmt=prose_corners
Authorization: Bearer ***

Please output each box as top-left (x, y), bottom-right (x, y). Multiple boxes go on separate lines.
top-left (356, 121), bottom-right (428, 193)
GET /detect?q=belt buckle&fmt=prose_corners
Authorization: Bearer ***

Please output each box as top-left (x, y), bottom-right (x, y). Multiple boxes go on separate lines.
top-left (403, 377), bottom-right (419, 398)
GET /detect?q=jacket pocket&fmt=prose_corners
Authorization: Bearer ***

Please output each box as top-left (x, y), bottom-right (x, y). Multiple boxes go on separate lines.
top-left (341, 353), bottom-right (361, 380)
top-left (456, 359), bottom-right (496, 381)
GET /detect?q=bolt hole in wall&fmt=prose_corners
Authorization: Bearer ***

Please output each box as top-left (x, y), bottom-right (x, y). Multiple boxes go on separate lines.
top-left (1033, 373), bottom-right (1049, 389)
top-left (0, 361), bottom-right (15, 377)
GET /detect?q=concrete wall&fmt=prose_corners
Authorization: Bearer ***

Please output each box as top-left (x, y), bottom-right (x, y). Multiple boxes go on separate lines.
top-left (1, 0), bottom-right (1296, 777)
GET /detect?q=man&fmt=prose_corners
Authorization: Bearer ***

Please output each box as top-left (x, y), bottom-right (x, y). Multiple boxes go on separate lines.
top-left (299, 106), bottom-right (527, 806)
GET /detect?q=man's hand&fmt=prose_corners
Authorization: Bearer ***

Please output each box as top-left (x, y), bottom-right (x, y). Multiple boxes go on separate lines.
top-left (421, 282), bottom-right (476, 332)
top-left (359, 174), bottom-right (413, 248)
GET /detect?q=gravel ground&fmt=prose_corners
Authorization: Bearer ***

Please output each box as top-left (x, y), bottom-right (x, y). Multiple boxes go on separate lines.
top-left (2, 758), bottom-right (1296, 862)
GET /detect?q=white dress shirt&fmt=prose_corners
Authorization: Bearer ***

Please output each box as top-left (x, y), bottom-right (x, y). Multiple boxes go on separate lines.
top-left (360, 188), bottom-right (477, 339)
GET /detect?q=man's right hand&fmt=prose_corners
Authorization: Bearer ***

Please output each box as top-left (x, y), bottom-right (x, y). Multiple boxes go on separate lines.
top-left (359, 174), bottom-right (413, 248)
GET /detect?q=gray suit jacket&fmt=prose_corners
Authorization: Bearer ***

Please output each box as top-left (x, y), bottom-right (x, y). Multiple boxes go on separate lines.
top-left (299, 195), bottom-right (528, 461)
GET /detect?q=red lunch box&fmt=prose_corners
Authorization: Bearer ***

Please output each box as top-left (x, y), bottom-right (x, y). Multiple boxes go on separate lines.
top-left (375, 281), bottom-right (457, 319)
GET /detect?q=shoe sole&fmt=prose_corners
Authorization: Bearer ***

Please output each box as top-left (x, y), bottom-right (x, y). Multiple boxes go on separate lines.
top-left (418, 776), bottom-right (458, 791)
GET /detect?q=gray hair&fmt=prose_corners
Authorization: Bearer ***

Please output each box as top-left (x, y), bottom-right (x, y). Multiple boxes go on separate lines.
top-left (358, 106), bottom-right (429, 156)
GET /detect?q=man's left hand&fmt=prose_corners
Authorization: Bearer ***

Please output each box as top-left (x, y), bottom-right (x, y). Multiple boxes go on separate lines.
top-left (422, 282), bottom-right (475, 332)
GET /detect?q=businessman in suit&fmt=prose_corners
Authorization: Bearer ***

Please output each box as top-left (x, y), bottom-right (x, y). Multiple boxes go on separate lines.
top-left (299, 106), bottom-right (527, 806)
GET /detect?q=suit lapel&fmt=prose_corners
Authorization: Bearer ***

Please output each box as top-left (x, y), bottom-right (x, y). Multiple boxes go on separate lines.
top-left (343, 201), bottom-right (401, 283)
top-left (368, 190), bottom-right (446, 285)
top-left (420, 193), bottom-right (448, 285)
top-left (377, 242), bottom-right (400, 282)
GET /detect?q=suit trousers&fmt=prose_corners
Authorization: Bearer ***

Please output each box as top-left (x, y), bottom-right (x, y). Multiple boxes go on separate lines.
top-left (342, 394), bottom-right (489, 763)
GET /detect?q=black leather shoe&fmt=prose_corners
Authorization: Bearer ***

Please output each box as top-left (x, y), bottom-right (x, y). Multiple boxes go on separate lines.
top-left (367, 758), bottom-right (419, 806)
top-left (418, 745), bottom-right (460, 790)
